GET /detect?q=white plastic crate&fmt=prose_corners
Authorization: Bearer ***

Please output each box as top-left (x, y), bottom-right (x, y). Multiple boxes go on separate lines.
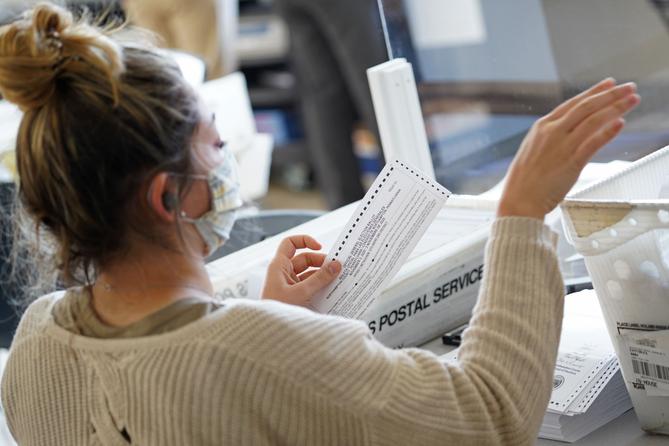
top-left (561, 146), bottom-right (669, 435)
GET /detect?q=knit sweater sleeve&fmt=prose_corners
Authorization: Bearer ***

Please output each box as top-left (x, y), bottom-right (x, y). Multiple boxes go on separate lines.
top-left (233, 217), bottom-right (563, 445)
top-left (246, 217), bottom-right (562, 445)
top-left (361, 217), bottom-right (564, 445)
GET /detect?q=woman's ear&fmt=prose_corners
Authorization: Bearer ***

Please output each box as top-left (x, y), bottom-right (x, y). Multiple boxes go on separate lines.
top-left (147, 172), bottom-right (177, 223)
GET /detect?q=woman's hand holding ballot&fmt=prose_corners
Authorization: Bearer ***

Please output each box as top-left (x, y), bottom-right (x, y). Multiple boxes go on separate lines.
top-left (262, 235), bottom-right (342, 307)
top-left (498, 78), bottom-right (640, 220)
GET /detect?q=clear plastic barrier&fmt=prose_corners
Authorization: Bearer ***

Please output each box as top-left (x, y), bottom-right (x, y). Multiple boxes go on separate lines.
top-left (379, 0), bottom-right (669, 193)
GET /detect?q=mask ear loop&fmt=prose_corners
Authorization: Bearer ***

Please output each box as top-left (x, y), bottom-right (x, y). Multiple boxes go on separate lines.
top-left (168, 140), bottom-right (224, 219)
top-left (160, 172), bottom-right (212, 221)
top-left (179, 211), bottom-right (196, 222)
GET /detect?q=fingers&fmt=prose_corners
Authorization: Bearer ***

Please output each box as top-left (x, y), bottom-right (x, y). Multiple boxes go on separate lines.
top-left (295, 261), bottom-right (342, 298)
top-left (292, 252), bottom-right (326, 275)
top-left (561, 82), bottom-right (637, 131)
top-left (575, 118), bottom-right (626, 166)
top-left (570, 92), bottom-right (639, 153)
top-left (275, 235), bottom-right (322, 259)
top-left (298, 270), bottom-right (317, 281)
top-left (548, 78), bottom-right (616, 121)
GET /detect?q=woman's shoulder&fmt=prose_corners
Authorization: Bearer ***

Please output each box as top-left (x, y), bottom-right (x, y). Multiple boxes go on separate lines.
top-left (215, 298), bottom-right (371, 346)
top-left (7, 297), bottom-right (399, 410)
top-left (214, 300), bottom-right (401, 406)
top-left (210, 299), bottom-right (398, 393)
top-left (203, 298), bottom-right (381, 367)
top-left (23, 290), bottom-right (64, 313)
top-left (11, 290), bottom-right (67, 343)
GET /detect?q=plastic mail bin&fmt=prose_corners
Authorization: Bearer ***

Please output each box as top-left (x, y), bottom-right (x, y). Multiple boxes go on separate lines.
top-left (561, 146), bottom-right (669, 435)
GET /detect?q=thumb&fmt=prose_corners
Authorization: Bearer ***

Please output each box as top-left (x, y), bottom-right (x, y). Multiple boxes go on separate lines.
top-left (298, 261), bottom-right (342, 297)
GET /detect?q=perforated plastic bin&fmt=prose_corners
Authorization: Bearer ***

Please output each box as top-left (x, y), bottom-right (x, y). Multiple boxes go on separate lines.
top-left (561, 146), bottom-right (669, 435)
top-left (208, 209), bottom-right (324, 261)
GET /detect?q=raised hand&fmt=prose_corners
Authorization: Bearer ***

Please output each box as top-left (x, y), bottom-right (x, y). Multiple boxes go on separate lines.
top-left (499, 78), bottom-right (640, 219)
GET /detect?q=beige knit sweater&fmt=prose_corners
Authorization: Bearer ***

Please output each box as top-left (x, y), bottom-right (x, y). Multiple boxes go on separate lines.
top-left (1, 218), bottom-right (564, 445)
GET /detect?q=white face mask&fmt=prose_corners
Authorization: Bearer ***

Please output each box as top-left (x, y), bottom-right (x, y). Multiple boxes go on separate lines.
top-left (180, 147), bottom-right (243, 256)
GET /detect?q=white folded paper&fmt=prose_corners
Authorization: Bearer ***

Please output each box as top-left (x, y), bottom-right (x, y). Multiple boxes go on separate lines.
top-left (309, 160), bottom-right (450, 318)
top-left (541, 290), bottom-right (632, 442)
top-left (440, 290), bottom-right (632, 443)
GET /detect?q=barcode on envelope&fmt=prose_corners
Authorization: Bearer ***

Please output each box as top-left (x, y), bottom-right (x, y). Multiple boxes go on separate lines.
top-left (632, 359), bottom-right (669, 382)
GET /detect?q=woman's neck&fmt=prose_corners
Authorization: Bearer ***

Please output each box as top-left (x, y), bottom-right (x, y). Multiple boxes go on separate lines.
top-left (90, 244), bottom-right (213, 327)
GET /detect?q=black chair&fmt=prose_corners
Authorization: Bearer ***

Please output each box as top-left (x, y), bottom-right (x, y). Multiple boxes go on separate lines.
top-left (208, 209), bottom-right (324, 260)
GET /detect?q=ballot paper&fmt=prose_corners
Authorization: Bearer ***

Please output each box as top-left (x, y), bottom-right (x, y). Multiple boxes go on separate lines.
top-left (439, 290), bottom-right (632, 443)
top-left (310, 160), bottom-right (451, 319)
top-left (547, 291), bottom-right (617, 414)
top-left (541, 290), bottom-right (632, 442)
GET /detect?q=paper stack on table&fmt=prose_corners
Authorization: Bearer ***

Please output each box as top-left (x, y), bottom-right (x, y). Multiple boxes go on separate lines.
top-left (539, 290), bottom-right (632, 443)
top-left (540, 289), bottom-right (632, 442)
top-left (440, 289), bottom-right (632, 443)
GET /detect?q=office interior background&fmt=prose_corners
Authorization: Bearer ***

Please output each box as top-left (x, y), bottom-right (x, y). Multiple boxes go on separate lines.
top-left (1, 0), bottom-right (669, 336)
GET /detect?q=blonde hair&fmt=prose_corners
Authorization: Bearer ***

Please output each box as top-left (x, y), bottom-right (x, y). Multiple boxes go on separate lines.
top-left (0, 3), bottom-right (200, 292)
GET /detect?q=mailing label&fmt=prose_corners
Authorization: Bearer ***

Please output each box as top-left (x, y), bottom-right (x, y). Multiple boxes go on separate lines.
top-left (624, 329), bottom-right (669, 397)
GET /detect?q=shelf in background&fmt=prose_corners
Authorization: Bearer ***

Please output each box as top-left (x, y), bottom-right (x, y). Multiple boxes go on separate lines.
top-left (249, 86), bottom-right (296, 108)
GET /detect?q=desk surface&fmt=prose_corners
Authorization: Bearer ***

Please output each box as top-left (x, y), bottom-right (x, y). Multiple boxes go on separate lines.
top-left (420, 339), bottom-right (667, 446)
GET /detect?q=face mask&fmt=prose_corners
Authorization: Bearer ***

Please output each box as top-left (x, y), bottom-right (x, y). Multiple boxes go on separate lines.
top-left (180, 147), bottom-right (243, 256)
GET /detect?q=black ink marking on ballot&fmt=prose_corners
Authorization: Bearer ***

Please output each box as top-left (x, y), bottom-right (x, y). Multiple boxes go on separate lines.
top-left (310, 160), bottom-right (451, 319)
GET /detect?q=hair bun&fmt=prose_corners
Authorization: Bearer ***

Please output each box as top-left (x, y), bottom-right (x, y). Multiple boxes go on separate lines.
top-left (0, 3), bottom-right (124, 111)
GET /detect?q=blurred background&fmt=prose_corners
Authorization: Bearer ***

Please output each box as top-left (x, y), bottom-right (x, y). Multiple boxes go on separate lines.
top-left (382, 0), bottom-right (669, 194)
top-left (0, 0), bottom-right (389, 213)
top-left (4, 0), bottom-right (669, 211)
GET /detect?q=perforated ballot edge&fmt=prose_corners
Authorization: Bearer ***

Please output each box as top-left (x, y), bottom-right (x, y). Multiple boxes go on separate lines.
top-left (310, 160), bottom-right (451, 319)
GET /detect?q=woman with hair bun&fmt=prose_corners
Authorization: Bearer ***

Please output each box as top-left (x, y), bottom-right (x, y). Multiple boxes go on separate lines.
top-left (0, 3), bottom-right (639, 445)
